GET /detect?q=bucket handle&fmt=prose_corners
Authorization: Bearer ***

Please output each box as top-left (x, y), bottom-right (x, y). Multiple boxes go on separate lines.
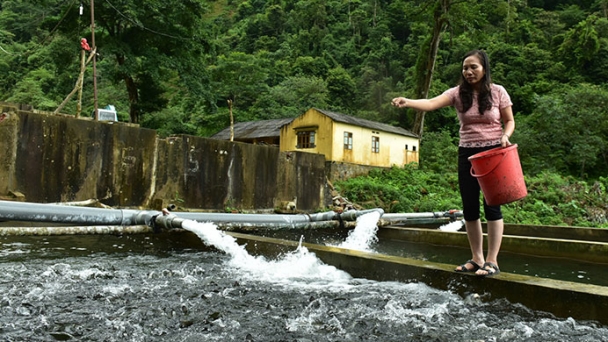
top-left (470, 151), bottom-right (508, 178)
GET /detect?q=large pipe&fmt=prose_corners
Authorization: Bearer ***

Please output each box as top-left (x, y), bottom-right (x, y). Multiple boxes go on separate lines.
top-left (0, 200), bottom-right (158, 226)
top-left (0, 200), bottom-right (383, 231)
top-left (380, 210), bottom-right (462, 223)
top-left (154, 208), bottom-right (384, 230)
top-left (0, 199), bottom-right (459, 232)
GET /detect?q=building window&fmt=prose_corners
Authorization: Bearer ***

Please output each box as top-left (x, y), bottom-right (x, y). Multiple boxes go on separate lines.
top-left (344, 132), bottom-right (353, 150)
top-left (296, 130), bottom-right (316, 149)
top-left (372, 136), bottom-right (380, 153)
top-left (405, 144), bottom-right (409, 150)
top-left (413, 145), bottom-right (417, 152)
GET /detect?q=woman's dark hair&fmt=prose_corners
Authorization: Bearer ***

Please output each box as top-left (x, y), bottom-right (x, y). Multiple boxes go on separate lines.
top-left (458, 50), bottom-right (493, 114)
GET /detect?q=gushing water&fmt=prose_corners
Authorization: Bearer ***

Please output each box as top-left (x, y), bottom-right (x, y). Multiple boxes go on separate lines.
top-left (336, 211), bottom-right (380, 252)
top-left (182, 220), bottom-right (353, 286)
top-left (181, 211), bottom-right (382, 284)
top-left (439, 219), bottom-right (464, 232)
top-left (181, 220), bottom-right (252, 264)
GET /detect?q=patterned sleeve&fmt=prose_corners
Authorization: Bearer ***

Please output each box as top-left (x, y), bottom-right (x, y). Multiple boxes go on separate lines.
top-left (496, 85), bottom-right (513, 109)
top-left (441, 86), bottom-right (459, 106)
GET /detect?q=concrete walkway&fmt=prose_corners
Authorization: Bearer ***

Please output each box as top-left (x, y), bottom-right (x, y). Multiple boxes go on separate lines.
top-left (379, 225), bottom-right (608, 263)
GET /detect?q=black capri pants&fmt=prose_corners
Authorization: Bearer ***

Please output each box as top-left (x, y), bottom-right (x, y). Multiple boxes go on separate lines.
top-left (458, 145), bottom-right (503, 222)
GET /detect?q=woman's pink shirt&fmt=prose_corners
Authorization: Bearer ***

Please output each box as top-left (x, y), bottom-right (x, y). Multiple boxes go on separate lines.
top-left (442, 84), bottom-right (513, 147)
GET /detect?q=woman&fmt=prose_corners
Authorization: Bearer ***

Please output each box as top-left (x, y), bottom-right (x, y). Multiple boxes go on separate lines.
top-left (391, 49), bottom-right (514, 277)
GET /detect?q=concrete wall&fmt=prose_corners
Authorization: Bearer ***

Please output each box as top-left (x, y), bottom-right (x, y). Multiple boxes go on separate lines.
top-left (0, 108), bottom-right (328, 212)
top-left (326, 161), bottom-right (380, 182)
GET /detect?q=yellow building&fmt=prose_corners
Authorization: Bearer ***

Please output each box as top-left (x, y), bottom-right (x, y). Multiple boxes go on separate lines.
top-left (280, 108), bottom-right (419, 167)
top-left (212, 108), bottom-right (420, 168)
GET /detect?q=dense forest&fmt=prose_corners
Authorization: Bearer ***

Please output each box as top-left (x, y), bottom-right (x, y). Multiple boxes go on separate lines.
top-left (1, 0), bottom-right (607, 182)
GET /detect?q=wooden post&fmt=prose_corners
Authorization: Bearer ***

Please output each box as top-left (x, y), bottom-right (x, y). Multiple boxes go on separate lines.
top-left (90, 0), bottom-right (98, 120)
top-left (227, 99), bottom-right (234, 142)
top-left (77, 49), bottom-right (85, 117)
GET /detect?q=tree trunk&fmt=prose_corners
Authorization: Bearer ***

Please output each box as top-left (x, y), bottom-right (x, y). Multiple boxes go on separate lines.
top-left (125, 76), bottom-right (139, 123)
top-left (227, 99), bottom-right (234, 142)
top-left (116, 53), bottom-right (139, 124)
top-left (411, 0), bottom-right (450, 138)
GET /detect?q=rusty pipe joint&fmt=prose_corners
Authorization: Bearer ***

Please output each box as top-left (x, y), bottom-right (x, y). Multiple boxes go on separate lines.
top-left (132, 211), bottom-right (159, 227)
top-left (339, 208), bottom-right (384, 221)
top-left (443, 210), bottom-right (463, 220)
top-left (151, 212), bottom-right (188, 231)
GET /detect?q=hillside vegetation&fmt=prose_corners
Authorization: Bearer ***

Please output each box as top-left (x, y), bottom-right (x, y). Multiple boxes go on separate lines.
top-left (1, 0), bottom-right (608, 225)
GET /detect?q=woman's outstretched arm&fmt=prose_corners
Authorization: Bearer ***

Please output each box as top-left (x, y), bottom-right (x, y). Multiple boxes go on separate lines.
top-left (391, 94), bottom-right (452, 112)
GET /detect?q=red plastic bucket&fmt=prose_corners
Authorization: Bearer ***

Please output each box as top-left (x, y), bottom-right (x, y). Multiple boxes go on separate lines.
top-left (469, 144), bottom-right (527, 206)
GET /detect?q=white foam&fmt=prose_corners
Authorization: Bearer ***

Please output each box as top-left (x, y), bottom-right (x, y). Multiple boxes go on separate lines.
top-left (181, 220), bottom-right (353, 287)
top-left (438, 219), bottom-right (464, 232)
top-left (337, 211), bottom-right (380, 252)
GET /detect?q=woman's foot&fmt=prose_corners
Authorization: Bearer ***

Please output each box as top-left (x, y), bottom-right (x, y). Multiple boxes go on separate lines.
top-left (476, 262), bottom-right (500, 277)
top-left (454, 260), bottom-right (482, 273)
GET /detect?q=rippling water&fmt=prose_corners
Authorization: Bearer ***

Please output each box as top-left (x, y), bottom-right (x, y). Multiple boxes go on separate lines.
top-left (1, 215), bottom-right (607, 341)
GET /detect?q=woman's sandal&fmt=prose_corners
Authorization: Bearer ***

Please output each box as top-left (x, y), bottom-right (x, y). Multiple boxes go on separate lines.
top-left (454, 260), bottom-right (481, 273)
top-left (477, 262), bottom-right (500, 277)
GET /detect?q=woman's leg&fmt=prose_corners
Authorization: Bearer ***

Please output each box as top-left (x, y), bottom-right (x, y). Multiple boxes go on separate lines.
top-left (464, 219), bottom-right (485, 264)
top-left (475, 219), bottom-right (504, 275)
top-left (456, 147), bottom-right (486, 271)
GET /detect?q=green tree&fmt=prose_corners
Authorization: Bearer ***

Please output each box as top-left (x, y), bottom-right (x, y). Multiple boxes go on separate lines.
top-left (291, 56), bottom-right (329, 78)
top-left (209, 51), bottom-right (270, 111)
top-left (419, 130), bottom-right (458, 174)
top-left (558, 14), bottom-right (601, 70)
top-left (326, 66), bottom-right (356, 112)
top-left (251, 76), bottom-right (329, 119)
top-left (90, 0), bottom-right (212, 123)
top-left (404, 0), bottom-right (489, 137)
top-left (410, 0), bottom-right (452, 137)
top-left (6, 67), bottom-right (56, 109)
top-left (520, 84), bottom-right (608, 178)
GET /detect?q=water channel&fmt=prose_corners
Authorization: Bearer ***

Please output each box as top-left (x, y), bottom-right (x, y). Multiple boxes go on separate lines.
top-left (1, 214), bottom-right (607, 341)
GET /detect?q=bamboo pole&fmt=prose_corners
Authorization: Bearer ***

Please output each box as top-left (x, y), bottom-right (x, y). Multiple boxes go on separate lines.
top-left (0, 225), bottom-right (153, 236)
top-left (54, 48), bottom-right (96, 116)
top-left (48, 198), bottom-right (112, 208)
top-left (0, 220), bottom-right (355, 237)
top-left (76, 48), bottom-right (85, 117)
top-left (215, 220), bottom-right (356, 232)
